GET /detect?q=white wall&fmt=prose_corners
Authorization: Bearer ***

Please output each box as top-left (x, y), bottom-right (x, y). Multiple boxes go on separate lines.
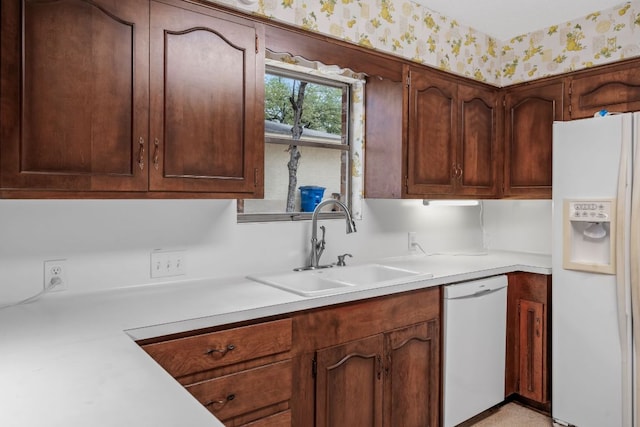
top-left (0, 198), bottom-right (552, 305)
top-left (482, 200), bottom-right (552, 254)
top-left (0, 198), bottom-right (490, 304)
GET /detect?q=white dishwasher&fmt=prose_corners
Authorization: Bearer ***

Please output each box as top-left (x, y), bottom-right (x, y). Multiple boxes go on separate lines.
top-left (443, 275), bottom-right (508, 427)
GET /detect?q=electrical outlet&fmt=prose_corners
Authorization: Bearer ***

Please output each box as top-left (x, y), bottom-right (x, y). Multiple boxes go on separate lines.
top-left (408, 232), bottom-right (417, 251)
top-left (150, 250), bottom-right (186, 278)
top-left (44, 259), bottom-right (67, 291)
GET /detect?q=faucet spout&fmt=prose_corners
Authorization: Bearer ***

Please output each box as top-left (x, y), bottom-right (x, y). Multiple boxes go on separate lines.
top-left (304, 199), bottom-right (356, 269)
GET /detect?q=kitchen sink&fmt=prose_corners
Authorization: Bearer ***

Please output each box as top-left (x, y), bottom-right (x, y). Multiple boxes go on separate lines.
top-left (247, 269), bottom-right (355, 297)
top-left (247, 263), bottom-right (433, 297)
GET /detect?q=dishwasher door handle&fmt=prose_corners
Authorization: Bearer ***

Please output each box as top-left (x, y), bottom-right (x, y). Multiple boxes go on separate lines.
top-left (445, 286), bottom-right (506, 300)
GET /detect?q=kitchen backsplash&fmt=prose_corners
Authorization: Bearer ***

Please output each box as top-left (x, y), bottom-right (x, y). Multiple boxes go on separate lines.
top-left (0, 198), bottom-right (549, 304)
top-left (482, 200), bottom-right (552, 254)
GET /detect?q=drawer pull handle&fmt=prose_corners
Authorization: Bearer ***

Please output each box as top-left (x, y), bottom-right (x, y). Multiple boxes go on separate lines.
top-left (137, 137), bottom-right (145, 170)
top-left (153, 138), bottom-right (159, 170)
top-left (205, 393), bottom-right (236, 408)
top-left (204, 344), bottom-right (236, 357)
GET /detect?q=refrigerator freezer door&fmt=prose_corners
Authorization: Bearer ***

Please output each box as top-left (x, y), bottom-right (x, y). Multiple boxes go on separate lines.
top-left (552, 114), bottom-right (628, 427)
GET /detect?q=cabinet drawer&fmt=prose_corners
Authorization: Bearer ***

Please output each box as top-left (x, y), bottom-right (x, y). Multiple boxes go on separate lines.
top-left (240, 410), bottom-right (291, 427)
top-left (142, 318), bottom-right (291, 378)
top-left (187, 360), bottom-right (292, 422)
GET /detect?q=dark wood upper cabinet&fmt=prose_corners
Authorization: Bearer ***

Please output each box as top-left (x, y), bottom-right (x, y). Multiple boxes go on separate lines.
top-left (405, 67), bottom-right (499, 198)
top-left (503, 80), bottom-right (564, 199)
top-left (1, 0), bottom-right (150, 192)
top-left (406, 69), bottom-right (458, 196)
top-left (568, 59), bottom-right (640, 119)
top-left (457, 83), bottom-right (500, 197)
top-left (0, 0), bottom-right (264, 198)
top-left (364, 77), bottom-right (404, 199)
top-left (4, 0), bottom-right (638, 200)
top-left (149, 1), bottom-right (263, 194)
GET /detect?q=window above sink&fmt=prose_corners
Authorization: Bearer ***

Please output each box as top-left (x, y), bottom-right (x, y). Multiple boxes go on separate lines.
top-left (237, 51), bottom-right (365, 223)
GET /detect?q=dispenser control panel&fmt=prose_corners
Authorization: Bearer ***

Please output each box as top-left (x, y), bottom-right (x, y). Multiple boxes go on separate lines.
top-left (563, 198), bottom-right (616, 275)
top-left (568, 200), bottom-right (612, 222)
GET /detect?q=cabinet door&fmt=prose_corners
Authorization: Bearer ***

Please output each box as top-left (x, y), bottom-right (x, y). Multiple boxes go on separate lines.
top-left (149, 1), bottom-right (263, 195)
top-left (505, 272), bottom-right (551, 411)
top-left (569, 60), bottom-right (640, 119)
top-left (406, 69), bottom-right (458, 196)
top-left (384, 320), bottom-right (440, 427)
top-left (315, 334), bottom-right (384, 427)
top-left (365, 77), bottom-right (404, 199)
top-left (504, 81), bottom-right (564, 198)
top-left (0, 0), bottom-right (149, 192)
top-left (518, 299), bottom-right (545, 403)
top-left (457, 84), bottom-right (499, 197)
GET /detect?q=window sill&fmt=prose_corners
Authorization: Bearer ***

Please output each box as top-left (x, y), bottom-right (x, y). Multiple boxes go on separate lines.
top-left (237, 211), bottom-right (350, 223)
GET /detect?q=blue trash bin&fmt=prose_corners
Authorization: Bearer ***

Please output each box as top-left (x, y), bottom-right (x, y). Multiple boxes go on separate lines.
top-left (299, 186), bottom-right (325, 212)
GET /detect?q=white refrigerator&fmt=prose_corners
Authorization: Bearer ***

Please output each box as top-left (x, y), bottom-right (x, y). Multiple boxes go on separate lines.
top-left (552, 112), bottom-right (639, 427)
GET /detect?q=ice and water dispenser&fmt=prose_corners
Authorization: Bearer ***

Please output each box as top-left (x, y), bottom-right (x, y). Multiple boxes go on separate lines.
top-left (563, 199), bottom-right (616, 274)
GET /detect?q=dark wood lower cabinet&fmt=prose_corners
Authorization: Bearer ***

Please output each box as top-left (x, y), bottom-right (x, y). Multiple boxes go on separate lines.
top-left (384, 321), bottom-right (440, 427)
top-left (141, 288), bottom-right (441, 427)
top-left (140, 318), bottom-right (293, 426)
top-left (316, 334), bottom-right (384, 427)
top-left (314, 320), bottom-right (440, 427)
top-left (517, 299), bottom-right (545, 403)
top-left (506, 272), bottom-right (552, 412)
top-left (292, 287), bottom-right (441, 427)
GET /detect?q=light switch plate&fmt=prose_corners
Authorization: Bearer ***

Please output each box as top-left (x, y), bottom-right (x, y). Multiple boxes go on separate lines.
top-left (150, 250), bottom-right (186, 278)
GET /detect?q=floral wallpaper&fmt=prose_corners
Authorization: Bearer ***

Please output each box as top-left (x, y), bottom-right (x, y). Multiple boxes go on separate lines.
top-left (208, 0), bottom-right (639, 87)
top-left (500, 1), bottom-right (640, 84)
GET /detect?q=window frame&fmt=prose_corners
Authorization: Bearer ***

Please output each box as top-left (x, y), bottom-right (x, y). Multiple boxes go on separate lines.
top-left (238, 59), bottom-right (364, 223)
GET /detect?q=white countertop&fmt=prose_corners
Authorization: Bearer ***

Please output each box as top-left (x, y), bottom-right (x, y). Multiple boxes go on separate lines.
top-left (0, 251), bottom-right (550, 427)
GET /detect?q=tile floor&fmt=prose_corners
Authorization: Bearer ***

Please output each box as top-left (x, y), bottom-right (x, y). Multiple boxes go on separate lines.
top-left (468, 402), bottom-right (553, 426)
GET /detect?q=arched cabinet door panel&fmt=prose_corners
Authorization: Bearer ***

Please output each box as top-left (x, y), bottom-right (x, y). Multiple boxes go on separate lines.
top-left (315, 334), bottom-right (384, 427)
top-left (569, 60), bottom-right (640, 119)
top-left (1, 0), bottom-right (149, 192)
top-left (406, 70), bottom-right (458, 196)
top-left (504, 81), bottom-right (564, 199)
top-left (458, 83), bottom-right (499, 197)
top-left (404, 66), bottom-right (499, 198)
top-left (149, 1), bottom-right (263, 195)
top-left (384, 320), bottom-right (440, 427)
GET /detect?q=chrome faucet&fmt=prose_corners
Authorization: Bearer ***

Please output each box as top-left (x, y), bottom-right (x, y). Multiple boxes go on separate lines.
top-left (298, 199), bottom-right (357, 270)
